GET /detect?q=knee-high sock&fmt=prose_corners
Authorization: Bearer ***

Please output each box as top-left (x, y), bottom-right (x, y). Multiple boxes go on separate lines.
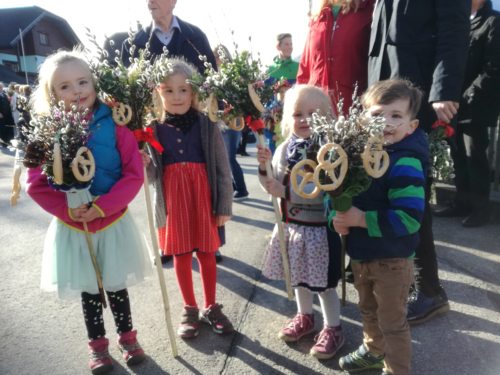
top-left (81, 292), bottom-right (105, 340)
top-left (318, 289), bottom-right (341, 327)
top-left (107, 289), bottom-right (133, 334)
top-left (196, 251), bottom-right (217, 308)
top-left (174, 252), bottom-right (197, 307)
top-left (295, 287), bottom-right (314, 315)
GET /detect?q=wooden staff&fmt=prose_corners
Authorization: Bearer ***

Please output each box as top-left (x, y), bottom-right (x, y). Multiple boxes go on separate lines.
top-left (257, 132), bottom-right (293, 301)
top-left (68, 146), bottom-right (106, 307)
top-left (143, 167), bottom-right (178, 357)
top-left (340, 234), bottom-right (347, 306)
top-left (82, 222), bottom-right (107, 308)
top-left (10, 150), bottom-right (22, 206)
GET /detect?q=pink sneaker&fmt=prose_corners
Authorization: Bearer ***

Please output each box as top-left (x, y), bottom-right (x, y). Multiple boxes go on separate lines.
top-left (117, 330), bottom-right (146, 366)
top-left (88, 337), bottom-right (113, 375)
top-left (310, 325), bottom-right (345, 359)
top-left (278, 313), bottom-right (315, 342)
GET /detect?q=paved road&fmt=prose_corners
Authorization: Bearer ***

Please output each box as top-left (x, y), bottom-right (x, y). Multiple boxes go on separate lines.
top-left (1, 144), bottom-right (499, 375)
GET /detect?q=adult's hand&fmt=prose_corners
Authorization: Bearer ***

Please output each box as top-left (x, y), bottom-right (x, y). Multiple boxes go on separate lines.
top-left (432, 101), bottom-right (459, 123)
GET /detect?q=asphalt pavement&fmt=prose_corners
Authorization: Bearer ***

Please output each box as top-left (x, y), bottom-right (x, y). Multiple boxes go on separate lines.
top-left (1, 143), bottom-right (499, 375)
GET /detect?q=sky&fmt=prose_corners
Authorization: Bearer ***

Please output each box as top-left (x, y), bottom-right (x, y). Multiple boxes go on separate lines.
top-left (1, 0), bottom-right (311, 67)
top-left (3, 1), bottom-right (500, 67)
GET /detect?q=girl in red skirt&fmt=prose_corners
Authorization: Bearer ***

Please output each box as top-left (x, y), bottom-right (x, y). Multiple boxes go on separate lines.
top-left (145, 58), bottom-right (234, 339)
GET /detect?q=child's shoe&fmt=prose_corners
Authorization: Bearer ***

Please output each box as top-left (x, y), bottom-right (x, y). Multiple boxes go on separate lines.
top-left (117, 330), bottom-right (145, 366)
top-left (310, 325), bottom-right (345, 359)
top-left (200, 303), bottom-right (234, 334)
top-left (88, 337), bottom-right (113, 375)
top-left (339, 344), bottom-right (384, 372)
top-left (278, 313), bottom-right (315, 342)
top-left (177, 306), bottom-right (200, 339)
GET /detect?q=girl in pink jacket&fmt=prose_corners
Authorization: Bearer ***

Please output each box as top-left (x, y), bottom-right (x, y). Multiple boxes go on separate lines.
top-left (25, 50), bottom-right (151, 375)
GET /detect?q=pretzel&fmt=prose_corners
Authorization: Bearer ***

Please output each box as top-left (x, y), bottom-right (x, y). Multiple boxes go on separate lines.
top-left (207, 93), bottom-right (219, 122)
top-left (248, 83), bottom-right (265, 113)
top-left (313, 143), bottom-right (348, 191)
top-left (52, 142), bottom-right (64, 185)
top-left (290, 159), bottom-right (321, 199)
top-left (228, 116), bottom-right (245, 131)
top-left (71, 147), bottom-right (96, 182)
top-left (361, 137), bottom-right (390, 178)
top-left (112, 102), bottom-right (133, 125)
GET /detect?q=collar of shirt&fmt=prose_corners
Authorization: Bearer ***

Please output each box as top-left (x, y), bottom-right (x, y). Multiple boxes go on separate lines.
top-left (153, 16), bottom-right (180, 46)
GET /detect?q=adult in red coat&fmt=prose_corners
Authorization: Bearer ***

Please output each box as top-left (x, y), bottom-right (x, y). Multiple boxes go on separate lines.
top-left (297, 0), bottom-right (375, 114)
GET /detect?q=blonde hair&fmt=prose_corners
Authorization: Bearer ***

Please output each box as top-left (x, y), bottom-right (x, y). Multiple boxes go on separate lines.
top-left (281, 84), bottom-right (333, 140)
top-left (31, 48), bottom-right (94, 114)
top-left (309, 0), bottom-right (362, 18)
top-left (152, 57), bottom-right (200, 121)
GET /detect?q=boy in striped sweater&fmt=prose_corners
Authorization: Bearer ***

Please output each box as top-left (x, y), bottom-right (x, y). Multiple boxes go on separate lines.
top-left (331, 79), bottom-right (428, 375)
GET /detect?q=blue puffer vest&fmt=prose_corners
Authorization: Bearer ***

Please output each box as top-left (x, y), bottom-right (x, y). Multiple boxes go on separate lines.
top-left (88, 103), bottom-right (122, 196)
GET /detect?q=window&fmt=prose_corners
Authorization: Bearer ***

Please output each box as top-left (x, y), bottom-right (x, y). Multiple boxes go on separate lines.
top-left (39, 32), bottom-right (49, 45)
top-left (4, 61), bottom-right (19, 72)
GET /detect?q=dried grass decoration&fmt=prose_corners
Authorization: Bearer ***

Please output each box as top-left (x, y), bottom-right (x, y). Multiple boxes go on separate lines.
top-left (87, 31), bottom-right (157, 143)
top-left (289, 97), bottom-right (389, 211)
top-left (196, 49), bottom-right (273, 131)
top-left (23, 101), bottom-right (93, 189)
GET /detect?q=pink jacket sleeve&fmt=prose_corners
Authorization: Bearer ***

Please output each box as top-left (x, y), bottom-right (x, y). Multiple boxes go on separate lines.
top-left (26, 167), bottom-right (73, 222)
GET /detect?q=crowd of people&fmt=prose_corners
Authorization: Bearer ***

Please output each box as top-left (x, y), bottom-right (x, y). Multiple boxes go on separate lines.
top-left (0, 82), bottom-right (31, 147)
top-left (4, 0), bottom-right (499, 374)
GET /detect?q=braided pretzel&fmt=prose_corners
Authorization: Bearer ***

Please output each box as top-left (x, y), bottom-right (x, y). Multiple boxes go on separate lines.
top-left (52, 142), bottom-right (64, 185)
top-left (313, 143), bottom-right (348, 191)
top-left (206, 93), bottom-right (219, 122)
top-left (290, 159), bottom-right (321, 199)
top-left (71, 147), bottom-right (96, 182)
top-left (248, 83), bottom-right (265, 113)
top-left (112, 102), bottom-right (133, 126)
top-left (361, 137), bottom-right (390, 178)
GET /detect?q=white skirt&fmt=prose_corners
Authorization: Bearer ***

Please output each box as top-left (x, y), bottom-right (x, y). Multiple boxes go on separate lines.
top-left (40, 211), bottom-right (152, 299)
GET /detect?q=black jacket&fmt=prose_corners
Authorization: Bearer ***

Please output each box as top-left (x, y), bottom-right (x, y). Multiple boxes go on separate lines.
top-left (368, 0), bottom-right (471, 131)
top-left (458, 0), bottom-right (500, 128)
top-left (121, 17), bottom-right (216, 75)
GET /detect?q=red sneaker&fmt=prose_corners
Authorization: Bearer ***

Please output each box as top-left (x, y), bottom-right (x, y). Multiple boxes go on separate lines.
top-left (177, 306), bottom-right (200, 339)
top-left (310, 325), bottom-right (345, 359)
top-left (278, 313), bottom-right (315, 342)
top-left (88, 337), bottom-right (113, 375)
top-left (117, 330), bottom-right (145, 366)
top-left (200, 303), bottom-right (234, 334)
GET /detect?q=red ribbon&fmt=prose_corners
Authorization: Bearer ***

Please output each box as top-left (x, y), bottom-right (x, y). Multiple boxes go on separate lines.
top-left (133, 128), bottom-right (164, 153)
top-left (245, 116), bottom-right (265, 133)
top-left (432, 120), bottom-right (455, 138)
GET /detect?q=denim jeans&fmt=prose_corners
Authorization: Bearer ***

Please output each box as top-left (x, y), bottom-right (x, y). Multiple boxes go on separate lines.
top-left (222, 128), bottom-right (248, 194)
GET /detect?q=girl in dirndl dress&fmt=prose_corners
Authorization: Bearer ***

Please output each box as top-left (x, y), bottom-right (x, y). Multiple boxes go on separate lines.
top-left (256, 84), bottom-right (344, 359)
top-left (146, 57), bottom-right (234, 339)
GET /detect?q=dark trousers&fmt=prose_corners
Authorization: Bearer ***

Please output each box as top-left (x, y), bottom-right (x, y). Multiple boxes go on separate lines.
top-left (450, 124), bottom-right (491, 210)
top-left (414, 180), bottom-right (441, 297)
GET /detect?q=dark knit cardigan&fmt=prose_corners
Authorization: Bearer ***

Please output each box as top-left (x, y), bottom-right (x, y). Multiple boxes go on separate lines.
top-left (147, 112), bottom-right (233, 228)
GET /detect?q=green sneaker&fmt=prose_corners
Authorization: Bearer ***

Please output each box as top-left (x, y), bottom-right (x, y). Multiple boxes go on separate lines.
top-left (339, 344), bottom-right (384, 372)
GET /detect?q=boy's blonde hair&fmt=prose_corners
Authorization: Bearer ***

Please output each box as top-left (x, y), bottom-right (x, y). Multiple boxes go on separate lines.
top-left (281, 84), bottom-right (333, 140)
top-left (362, 79), bottom-right (423, 119)
top-left (152, 57), bottom-right (200, 122)
top-left (31, 48), bottom-right (94, 114)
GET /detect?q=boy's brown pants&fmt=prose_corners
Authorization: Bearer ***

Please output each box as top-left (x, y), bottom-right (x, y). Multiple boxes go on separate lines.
top-left (352, 258), bottom-right (413, 375)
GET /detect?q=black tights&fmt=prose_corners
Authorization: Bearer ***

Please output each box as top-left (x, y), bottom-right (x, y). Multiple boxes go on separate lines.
top-left (81, 289), bottom-right (133, 340)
